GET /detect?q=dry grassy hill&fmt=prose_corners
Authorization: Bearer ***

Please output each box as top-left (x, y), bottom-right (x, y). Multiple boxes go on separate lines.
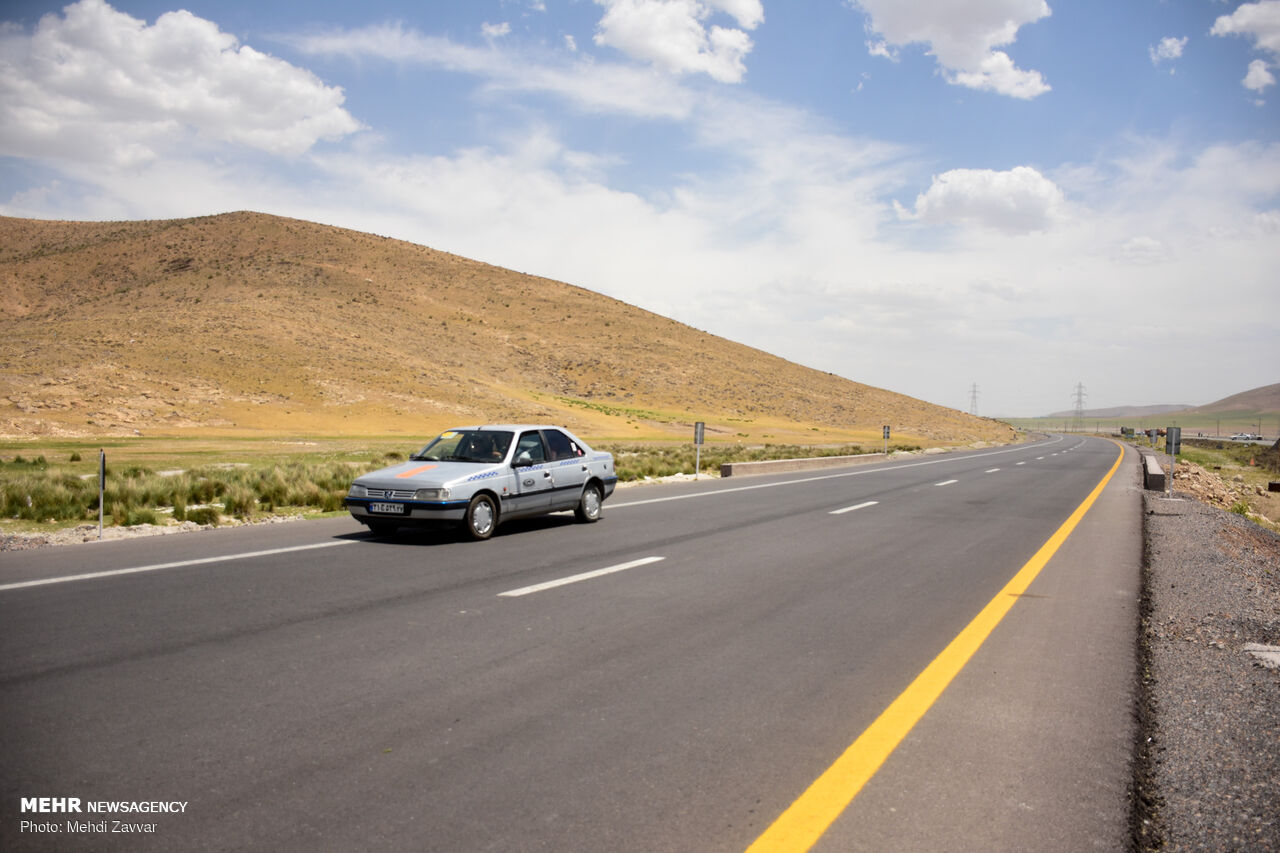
top-left (1185, 383), bottom-right (1280, 415)
top-left (0, 212), bottom-right (1013, 445)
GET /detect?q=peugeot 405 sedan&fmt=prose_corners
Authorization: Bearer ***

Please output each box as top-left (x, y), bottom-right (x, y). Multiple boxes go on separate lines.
top-left (345, 425), bottom-right (617, 540)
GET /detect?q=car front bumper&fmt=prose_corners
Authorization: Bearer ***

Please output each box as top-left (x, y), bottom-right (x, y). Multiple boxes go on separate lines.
top-left (345, 498), bottom-right (469, 526)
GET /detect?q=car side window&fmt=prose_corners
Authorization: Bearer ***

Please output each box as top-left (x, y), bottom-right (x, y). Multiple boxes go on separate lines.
top-left (514, 431), bottom-right (547, 465)
top-left (544, 429), bottom-right (582, 461)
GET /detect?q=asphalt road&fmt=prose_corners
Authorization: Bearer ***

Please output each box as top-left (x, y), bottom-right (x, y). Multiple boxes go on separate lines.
top-left (0, 435), bottom-right (1142, 852)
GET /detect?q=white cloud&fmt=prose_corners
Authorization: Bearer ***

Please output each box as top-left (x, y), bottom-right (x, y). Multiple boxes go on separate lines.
top-left (1211, 1), bottom-right (1280, 55)
top-left (482, 21), bottom-right (512, 39)
top-left (866, 40), bottom-right (897, 61)
top-left (852, 0), bottom-right (1051, 99)
top-left (1244, 58), bottom-right (1276, 92)
top-left (1211, 0), bottom-right (1280, 93)
top-left (895, 166), bottom-right (1065, 234)
top-left (0, 0), bottom-right (361, 166)
top-left (591, 0), bottom-right (763, 83)
top-left (1149, 36), bottom-right (1187, 66)
top-left (289, 22), bottom-right (698, 120)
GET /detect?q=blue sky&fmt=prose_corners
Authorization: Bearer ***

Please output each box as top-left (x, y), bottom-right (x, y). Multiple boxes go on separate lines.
top-left (2, 0), bottom-right (1277, 416)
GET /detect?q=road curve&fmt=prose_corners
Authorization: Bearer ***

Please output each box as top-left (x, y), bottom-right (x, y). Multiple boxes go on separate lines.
top-left (0, 435), bottom-right (1141, 852)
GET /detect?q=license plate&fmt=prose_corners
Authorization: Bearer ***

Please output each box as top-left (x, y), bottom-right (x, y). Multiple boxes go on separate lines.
top-left (369, 502), bottom-right (406, 515)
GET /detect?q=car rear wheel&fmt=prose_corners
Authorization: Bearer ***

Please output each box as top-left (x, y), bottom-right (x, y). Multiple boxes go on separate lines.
top-left (463, 493), bottom-right (498, 540)
top-left (574, 482), bottom-right (603, 523)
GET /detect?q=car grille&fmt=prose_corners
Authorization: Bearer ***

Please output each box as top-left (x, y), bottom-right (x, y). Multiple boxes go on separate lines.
top-left (366, 488), bottom-right (416, 500)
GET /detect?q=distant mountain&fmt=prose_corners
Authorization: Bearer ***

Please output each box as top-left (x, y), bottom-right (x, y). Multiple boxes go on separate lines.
top-left (0, 212), bottom-right (1013, 446)
top-left (1041, 383), bottom-right (1280, 422)
top-left (1044, 404), bottom-right (1191, 419)
top-left (1184, 382), bottom-right (1280, 415)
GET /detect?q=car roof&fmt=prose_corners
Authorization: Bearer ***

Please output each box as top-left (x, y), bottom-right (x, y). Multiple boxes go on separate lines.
top-left (446, 425), bottom-right (576, 433)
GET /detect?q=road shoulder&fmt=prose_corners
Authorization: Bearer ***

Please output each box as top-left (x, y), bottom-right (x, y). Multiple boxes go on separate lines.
top-left (818, 441), bottom-right (1143, 851)
top-left (1134, 492), bottom-right (1280, 851)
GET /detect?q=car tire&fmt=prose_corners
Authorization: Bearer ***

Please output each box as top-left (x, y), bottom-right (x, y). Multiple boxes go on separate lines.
top-left (574, 482), bottom-right (603, 523)
top-left (463, 493), bottom-right (498, 541)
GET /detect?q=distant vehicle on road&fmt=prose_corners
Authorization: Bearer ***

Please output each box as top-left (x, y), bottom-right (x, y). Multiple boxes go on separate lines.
top-left (1230, 433), bottom-right (1262, 441)
top-left (346, 425), bottom-right (617, 540)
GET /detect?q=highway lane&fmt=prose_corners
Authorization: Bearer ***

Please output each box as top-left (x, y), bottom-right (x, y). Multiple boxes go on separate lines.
top-left (0, 435), bottom-right (1139, 851)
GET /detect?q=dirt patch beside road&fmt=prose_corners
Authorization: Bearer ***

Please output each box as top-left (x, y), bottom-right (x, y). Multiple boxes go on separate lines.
top-left (1133, 493), bottom-right (1280, 850)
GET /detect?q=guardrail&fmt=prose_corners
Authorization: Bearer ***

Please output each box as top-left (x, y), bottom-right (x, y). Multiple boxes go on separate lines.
top-left (1139, 450), bottom-right (1165, 491)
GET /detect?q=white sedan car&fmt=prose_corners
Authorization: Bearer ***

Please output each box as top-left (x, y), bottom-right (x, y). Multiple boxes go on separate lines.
top-left (346, 425), bottom-right (617, 540)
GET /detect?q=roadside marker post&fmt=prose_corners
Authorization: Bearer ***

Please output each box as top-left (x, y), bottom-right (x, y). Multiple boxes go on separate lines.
top-left (1166, 426), bottom-right (1181, 498)
top-left (883, 425), bottom-right (890, 457)
top-left (98, 449), bottom-right (105, 541)
top-left (694, 421), bottom-right (705, 479)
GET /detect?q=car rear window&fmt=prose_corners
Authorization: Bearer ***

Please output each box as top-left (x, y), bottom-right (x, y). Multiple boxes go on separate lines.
top-left (545, 429), bottom-right (584, 461)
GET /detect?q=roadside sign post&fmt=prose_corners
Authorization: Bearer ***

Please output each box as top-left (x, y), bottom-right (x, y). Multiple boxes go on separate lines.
top-left (694, 422), bottom-right (705, 480)
top-left (1166, 427), bottom-right (1181, 498)
top-left (98, 449), bottom-right (105, 541)
top-left (883, 425), bottom-right (890, 456)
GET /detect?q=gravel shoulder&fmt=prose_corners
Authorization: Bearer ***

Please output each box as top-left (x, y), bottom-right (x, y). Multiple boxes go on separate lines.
top-left (1135, 491), bottom-right (1280, 851)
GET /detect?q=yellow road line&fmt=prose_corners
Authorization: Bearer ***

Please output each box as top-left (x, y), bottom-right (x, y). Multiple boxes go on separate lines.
top-left (746, 440), bottom-right (1126, 853)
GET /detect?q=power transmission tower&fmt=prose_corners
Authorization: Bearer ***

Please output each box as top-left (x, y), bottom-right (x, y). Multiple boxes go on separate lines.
top-left (969, 383), bottom-right (979, 416)
top-left (1072, 382), bottom-right (1087, 432)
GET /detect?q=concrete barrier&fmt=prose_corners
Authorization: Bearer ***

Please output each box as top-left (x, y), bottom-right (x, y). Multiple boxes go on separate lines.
top-left (1140, 452), bottom-right (1165, 491)
top-left (721, 452), bottom-right (886, 478)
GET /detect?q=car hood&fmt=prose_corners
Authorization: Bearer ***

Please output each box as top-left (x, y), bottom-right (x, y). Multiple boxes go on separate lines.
top-left (356, 460), bottom-right (505, 489)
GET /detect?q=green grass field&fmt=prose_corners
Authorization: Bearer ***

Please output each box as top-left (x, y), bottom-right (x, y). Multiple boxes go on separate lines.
top-left (1005, 411), bottom-right (1277, 440)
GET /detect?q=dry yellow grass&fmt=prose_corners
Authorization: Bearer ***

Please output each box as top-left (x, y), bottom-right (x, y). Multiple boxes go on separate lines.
top-left (1, 211), bottom-right (1014, 447)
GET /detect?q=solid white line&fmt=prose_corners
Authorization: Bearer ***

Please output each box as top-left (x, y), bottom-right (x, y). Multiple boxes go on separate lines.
top-left (499, 556), bottom-right (665, 598)
top-left (0, 541), bottom-right (356, 592)
top-left (935, 479), bottom-right (959, 486)
top-left (830, 501), bottom-right (879, 515)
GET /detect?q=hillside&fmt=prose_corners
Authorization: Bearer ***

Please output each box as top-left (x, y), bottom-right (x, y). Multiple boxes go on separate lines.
top-left (1184, 383), bottom-right (1280, 415)
top-left (0, 212), bottom-right (1013, 445)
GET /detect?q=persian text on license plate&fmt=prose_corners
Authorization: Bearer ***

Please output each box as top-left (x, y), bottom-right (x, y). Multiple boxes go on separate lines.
top-left (370, 502), bottom-right (406, 515)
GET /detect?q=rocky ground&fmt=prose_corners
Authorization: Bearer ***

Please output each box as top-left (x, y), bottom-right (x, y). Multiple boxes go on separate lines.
top-left (1134, 486), bottom-right (1280, 850)
top-left (1166, 457), bottom-right (1280, 532)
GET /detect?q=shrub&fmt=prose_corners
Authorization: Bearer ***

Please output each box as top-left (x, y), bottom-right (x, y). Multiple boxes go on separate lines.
top-left (222, 486), bottom-right (256, 519)
top-left (185, 507), bottom-right (220, 526)
top-left (111, 503), bottom-right (157, 527)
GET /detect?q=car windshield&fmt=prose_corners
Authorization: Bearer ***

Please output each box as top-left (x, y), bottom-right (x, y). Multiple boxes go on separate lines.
top-left (411, 430), bottom-right (513, 463)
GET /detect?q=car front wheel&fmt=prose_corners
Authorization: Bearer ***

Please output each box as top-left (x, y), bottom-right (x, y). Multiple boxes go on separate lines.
top-left (574, 482), bottom-right (603, 523)
top-left (463, 493), bottom-right (498, 540)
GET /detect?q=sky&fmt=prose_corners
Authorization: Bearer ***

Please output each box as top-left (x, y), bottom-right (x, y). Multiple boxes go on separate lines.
top-left (1, 0), bottom-right (1277, 417)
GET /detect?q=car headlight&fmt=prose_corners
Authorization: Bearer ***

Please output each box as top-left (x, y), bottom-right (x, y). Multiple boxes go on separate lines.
top-left (414, 488), bottom-right (451, 501)
top-left (349, 484), bottom-right (368, 498)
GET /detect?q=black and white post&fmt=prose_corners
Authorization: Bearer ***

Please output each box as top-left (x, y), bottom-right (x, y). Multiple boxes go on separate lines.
top-left (693, 422), bottom-right (705, 479)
